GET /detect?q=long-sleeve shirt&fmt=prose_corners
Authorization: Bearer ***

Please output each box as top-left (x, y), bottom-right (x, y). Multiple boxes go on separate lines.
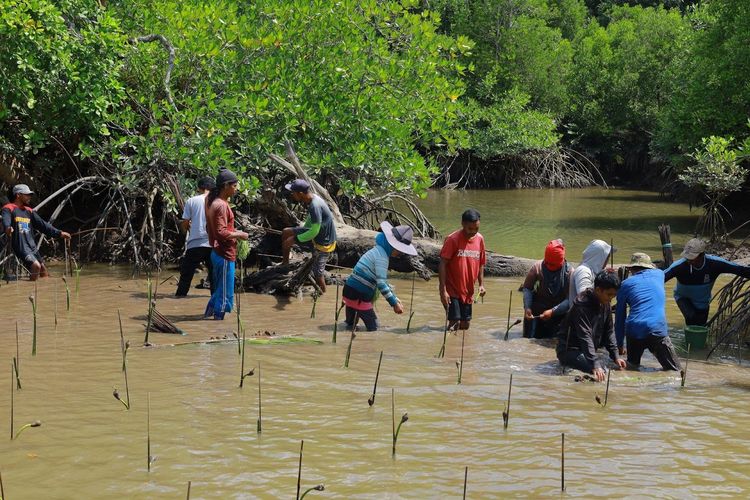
top-left (557, 288), bottom-right (620, 370)
top-left (206, 197), bottom-right (236, 261)
top-left (344, 234), bottom-right (398, 306)
top-left (664, 255), bottom-right (750, 310)
top-left (615, 269), bottom-right (668, 347)
top-left (2, 203), bottom-right (61, 259)
top-left (522, 260), bottom-right (573, 316)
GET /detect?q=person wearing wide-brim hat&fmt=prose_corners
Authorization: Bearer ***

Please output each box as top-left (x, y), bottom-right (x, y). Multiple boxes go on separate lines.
top-left (664, 238), bottom-right (750, 326)
top-left (615, 252), bottom-right (681, 371)
top-left (341, 221), bottom-right (417, 331)
top-left (2, 184), bottom-right (71, 281)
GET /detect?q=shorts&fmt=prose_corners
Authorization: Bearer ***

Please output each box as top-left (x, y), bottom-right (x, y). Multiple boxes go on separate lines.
top-left (21, 252), bottom-right (42, 266)
top-left (446, 297), bottom-right (472, 322)
top-left (312, 249), bottom-right (331, 279)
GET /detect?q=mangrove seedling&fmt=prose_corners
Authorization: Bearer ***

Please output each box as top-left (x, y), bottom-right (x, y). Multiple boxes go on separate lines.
top-left (186, 480), bottom-right (191, 500)
top-left (257, 361), bottom-right (262, 433)
top-left (681, 343), bottom-right (691, 388)
top-left (457, 330), bottom-right (466, 384)
top-left (118, 310), bottom-right (127, 372)
top-left (595, 393), bottom-right (602, 406)
top-left (368, 351), bottom-right (383, 406)
top-left (54, 279), bottom-right (58, 326)
top-left (29, 295), bottom-right (37, 356)
top-left (296, 440), bottom-right (304, 500)
top-left (437, 309), bottom-right (449, 358)
top-left (310, 291), bottom-right (318, 319)
top-left (13, 357), bottom-right (21, 391)
top-left (74, 264), bottom-right (82, 294)
top-left (561, 432), bottom-right (565, 492)
top-left (9, 364), bottom-right (13, 440)
top-left (504, 290), bottom-right (512, 340)
top-left (113, 388), bottom-right (129, 410)
top-left (391, 389), bottom-right (409, 456)
top-left (13, 420), bottom-right (41, 440)
top-left (504, 319), bottom-right (522, 342)
top-left (406, 271), bottom-right (416, 333)
top-left (62, 276), bottom-right (70, 311)
top-left (300, 485), bottom-right (325, 499)
top-left (344, 313), bottom-right (357, 368)
top-left (503, 373), bottom-right (513, 430)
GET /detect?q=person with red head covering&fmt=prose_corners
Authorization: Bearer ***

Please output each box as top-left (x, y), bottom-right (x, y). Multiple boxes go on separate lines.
top-left (522, 239), bottom-right (574, 339)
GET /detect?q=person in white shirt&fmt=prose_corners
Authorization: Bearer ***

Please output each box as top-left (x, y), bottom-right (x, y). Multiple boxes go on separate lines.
top-left (175, 177), bottom-right (215, 297)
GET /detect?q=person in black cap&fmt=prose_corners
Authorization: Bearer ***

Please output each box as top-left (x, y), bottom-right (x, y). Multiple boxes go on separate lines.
top-left (2, 184), bottom-right (71, 280)
top-left (281, 178), bottom-right (337, 293)
top-left (204, 168), bottom-right (248, 320)
top-left (342, 221), bottom-right (417, 331)
top-left (175, 176), bottom-right (216, 297)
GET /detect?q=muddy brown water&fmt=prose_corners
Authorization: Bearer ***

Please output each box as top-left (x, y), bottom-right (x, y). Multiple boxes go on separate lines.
top-left (2, 189), bottom-right (750, 498)
top-left (2, 266), bottom-right (750, 499)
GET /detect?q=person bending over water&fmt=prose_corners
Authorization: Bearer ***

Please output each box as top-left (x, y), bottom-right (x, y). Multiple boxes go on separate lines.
top-left (522, 239), bottom-right (573, 339)
top-left (342, 222), bottom-right (417, 331)
top-left (557, 271), bottom-right (626, 381)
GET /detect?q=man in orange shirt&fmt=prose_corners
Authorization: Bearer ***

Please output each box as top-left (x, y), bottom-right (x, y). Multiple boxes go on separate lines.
top-left (438, 209), bottom-right (486, 330)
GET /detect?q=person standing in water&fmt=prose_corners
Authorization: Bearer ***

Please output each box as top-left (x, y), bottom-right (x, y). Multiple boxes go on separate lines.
top-left (175, 176), bottom-right (216, 297)
top-left (522, 239), bottom-right (574, 338)
top-left (2, 184), bottom-right (71, 280)
top-left (438, 209), bottom-right (486, 330)
top-left (204, 168), bottom-right (248, 320)
top-left (281, 179), bottom-right (337, 293)
top-left (664, 238), bottom-right (750, 326)
top-left (341, 222), bottom-right (416, 331)
top-left (557, 271), bottom-right (627, 381)
top-left (568, 239), bottom-right (614, 304)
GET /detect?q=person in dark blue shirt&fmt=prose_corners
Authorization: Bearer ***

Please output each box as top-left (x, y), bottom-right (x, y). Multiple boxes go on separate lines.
top-left (664, 238), bottom-right (750, 326)
top-left (616, 253), bottom-right (681, 371)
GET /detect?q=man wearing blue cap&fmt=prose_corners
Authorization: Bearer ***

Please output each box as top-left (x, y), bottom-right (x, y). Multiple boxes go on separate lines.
top-left (281, 179), bottom-right (337, 293)
top-left (2, 184), bottom-right (71, 280)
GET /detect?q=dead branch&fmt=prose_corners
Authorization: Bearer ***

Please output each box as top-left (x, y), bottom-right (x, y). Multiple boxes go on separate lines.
top-left (129, 34), bottom-right (176, 108)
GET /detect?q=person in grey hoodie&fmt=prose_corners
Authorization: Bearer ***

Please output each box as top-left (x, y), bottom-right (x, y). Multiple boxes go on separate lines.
top-left (568, 239), bottom-right (614, 304)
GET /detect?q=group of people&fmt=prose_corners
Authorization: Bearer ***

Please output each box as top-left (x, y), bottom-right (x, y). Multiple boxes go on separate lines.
top-left (6, 172), bottom-right (750, 381)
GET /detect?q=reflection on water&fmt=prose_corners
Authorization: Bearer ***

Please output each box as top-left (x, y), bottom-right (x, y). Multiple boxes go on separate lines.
top-left (417, 188), bottom-right (700, 261)
top-left (2, 266), bottom-right (750, 498)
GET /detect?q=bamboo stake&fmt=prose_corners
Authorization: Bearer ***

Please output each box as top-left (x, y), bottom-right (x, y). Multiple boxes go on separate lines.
top-left (504, 290), bottom-right (513, 341)
top-left (561, 433), bottom-right (565, 492)
top-left (10, 363), bottom-right (13, 440)
top-left (406, 271), bottom-right (416, 333)
top-left (186, 480), bottom-right (191, 500)
top-left (457, 329), bottom-right (465, 384)
top-left (296, 440), bottom-right (304, 500)
top-left (463, 466), bottom-right (468, 499)
top-left (144, 275), bottom-right (153, 345)
top-left (15, 322), bottom-right (20, 387)
top-left (681, 343), bottom-right (690, 387)
top-left (503, 373), bottom-right (513, 430)
top-left (240, 328), bottom-right (247, 388)
top-left (437, 308), bottom-right (449, 358)
top-left (603, 368), bottom-right (611, 406)
top-left (62, 276), bottom-right (70, 311)
top-left (257, 361), bottom-right (262, 433)
top-left (54, 279), bottom-right (58, 327)
top-left (147, 392), bottom-right (152, 471)
top-left (368, 351), bottom-right (383, 406)
top-left (344, 312), bottom-right (357, 368)
top-left (332, 279), bottom-right (341, 344)
top-left (0, 470), bottom-right (5, 500)
top-left (29, 295), bottom-right (37, 356)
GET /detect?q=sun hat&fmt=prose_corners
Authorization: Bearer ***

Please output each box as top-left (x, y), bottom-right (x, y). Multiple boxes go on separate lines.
top-left (12, 184), bottom-right (33, 195)
top-left (284, 179), bottom-right (311, 193)
top-left (380, 221), bottom-right (418, 256)
top-left (681, 238), bottom-right (706, 260)
top-left (626, 252), bottom-right (656, 269)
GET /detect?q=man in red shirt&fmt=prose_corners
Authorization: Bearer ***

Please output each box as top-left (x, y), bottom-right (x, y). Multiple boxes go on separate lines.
top-left (204, 168), bottom-right (249, 320)
top-left (439, 209), bottom-right (486, 330)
